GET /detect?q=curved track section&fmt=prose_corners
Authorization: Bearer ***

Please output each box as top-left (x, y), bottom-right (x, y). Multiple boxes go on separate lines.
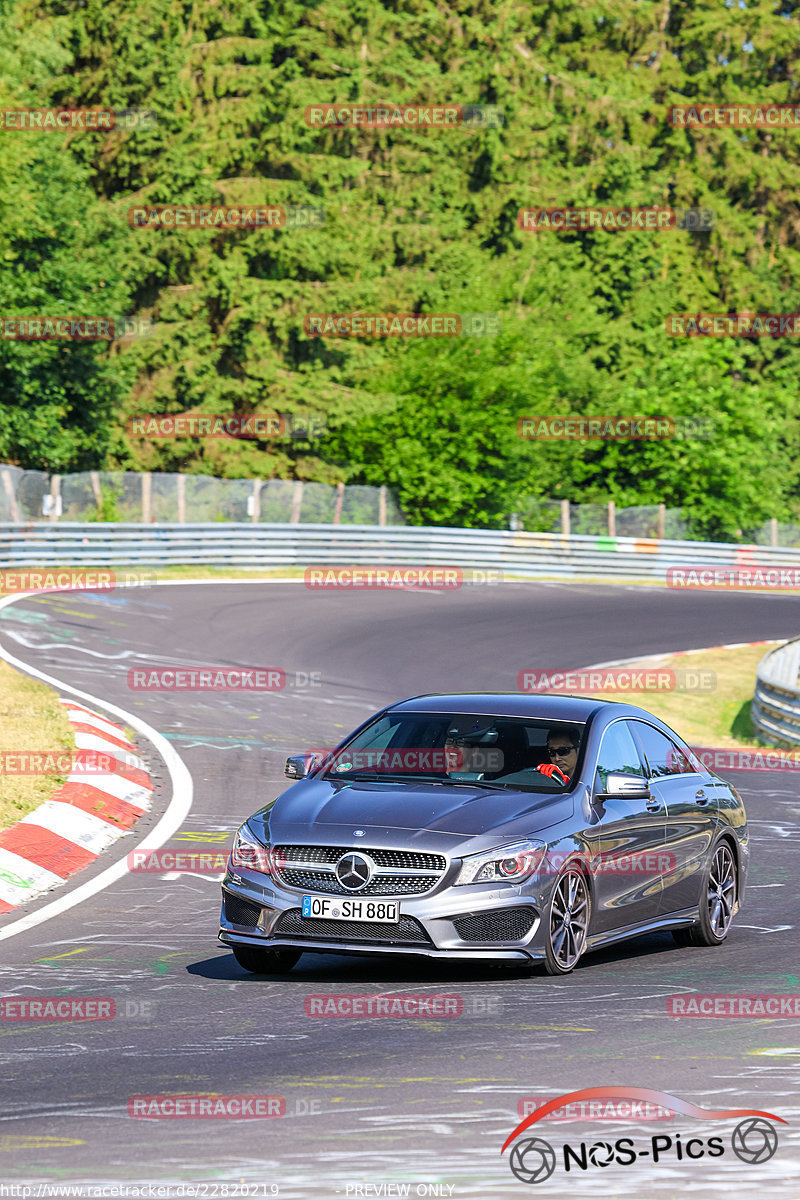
top-left (1, 580), bottom-right (799, 1198)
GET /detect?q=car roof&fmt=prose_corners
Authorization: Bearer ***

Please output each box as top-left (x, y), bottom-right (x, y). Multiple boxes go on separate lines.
top-left (388, 692), bottom-right (607, 721)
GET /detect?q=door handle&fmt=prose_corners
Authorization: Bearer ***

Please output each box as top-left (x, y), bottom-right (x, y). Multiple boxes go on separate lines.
top-left (646, 797), bottom-right (661, 812)
top-left (695, 789), bottom-right (709, 805)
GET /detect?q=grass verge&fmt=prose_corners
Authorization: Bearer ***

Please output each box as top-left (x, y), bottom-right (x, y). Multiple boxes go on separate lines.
top-left (589, 642), bottom-right (780, 748)
top-left (0, 659), bottom-right (76, 832)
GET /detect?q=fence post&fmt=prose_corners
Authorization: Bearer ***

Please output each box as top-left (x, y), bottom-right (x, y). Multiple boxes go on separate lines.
top-left (251, 480), bottom-right (262, 524)
top-left (608, 500), bottom-right (616, 537)
top-left (177, 475), bottom-right (186, 524)
top-left (379, 485), bottom-right (387, 526)
top-left (50, 475), bottom-right (61, 522)
top-left (657, 503), bottom-right (665, 540)
top-left (333, 481), bottom-right (344, 524)
top-left (290, 480), bottom-right (304, 523)
top-left (560, 499), bottom-right (570, 536)
top-left (1, 468), bottom-right (20, 522)
top-left (90, 471), bottom-right (102, 518)
top-left (142, 472), bottom-right (152, 523)
top-left (771, 517), bottom-right (778, 547)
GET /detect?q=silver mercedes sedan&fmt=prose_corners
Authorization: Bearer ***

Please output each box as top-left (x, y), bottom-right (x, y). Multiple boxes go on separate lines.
top-left (218, 693), bottom-right (748, 976)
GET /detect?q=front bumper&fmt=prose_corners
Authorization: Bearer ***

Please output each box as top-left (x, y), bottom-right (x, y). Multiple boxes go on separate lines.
top-left (218, 868), bottom-right (545, 961)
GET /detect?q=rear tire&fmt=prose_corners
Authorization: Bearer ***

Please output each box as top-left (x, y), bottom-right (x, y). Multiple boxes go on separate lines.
top-left (672, 841), bottom-right (737, 948)
top-left (542, 866), bottom-right (591, 975)
top-left (232, 945), bottom-right (301, 974)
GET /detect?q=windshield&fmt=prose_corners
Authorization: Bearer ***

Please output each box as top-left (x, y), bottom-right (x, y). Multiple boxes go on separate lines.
top-left (319, 712), bottom-right (586, 792)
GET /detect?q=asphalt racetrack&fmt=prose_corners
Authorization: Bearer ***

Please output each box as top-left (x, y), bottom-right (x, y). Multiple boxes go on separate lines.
top-left (1, 579), bottom-right (799, 1198)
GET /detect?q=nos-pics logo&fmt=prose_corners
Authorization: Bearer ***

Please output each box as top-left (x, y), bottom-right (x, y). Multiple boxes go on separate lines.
top-left (502, 1087), bottom-right (784, 1184)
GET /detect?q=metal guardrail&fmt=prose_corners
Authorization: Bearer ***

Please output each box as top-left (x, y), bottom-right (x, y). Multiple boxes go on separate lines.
top-left (2, 522), bottom-right (800, 580)
top-left (752, 640), bottom-right (800, 747)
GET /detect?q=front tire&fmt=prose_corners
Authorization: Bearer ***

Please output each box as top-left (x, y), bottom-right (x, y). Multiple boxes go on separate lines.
top-left (232, 945), bottom-right (302, 974)
top-left (672, 841), bottom-right (737, 948)
top-left (543, 866), bottom-right (590, 975)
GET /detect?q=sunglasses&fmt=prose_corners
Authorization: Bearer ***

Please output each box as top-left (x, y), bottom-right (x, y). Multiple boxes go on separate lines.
top-left (548, 745), bottom-right (575, 756)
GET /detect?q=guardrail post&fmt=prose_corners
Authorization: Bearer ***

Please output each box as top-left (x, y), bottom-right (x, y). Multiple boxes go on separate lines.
top-left (608, 500), bottom-right (616, 537)
top-left (560, 500), bottom-right (570, 536)
top-left (657, 503), bottom-right (665, 540)
top-left (379, 486), bottom-right (387, 526)
top-left (333, 481), bottom-right (344, 524)
top-left (142, 472), bottom-right (152, 523)
top-left (1, 468), bottom-right (20, 522)
top-left (290, 480), bottom-right (304, 523)
top-left (771, 517), bottom-right (778, 547)
top-left (177, 474), bottom-right (186, 523)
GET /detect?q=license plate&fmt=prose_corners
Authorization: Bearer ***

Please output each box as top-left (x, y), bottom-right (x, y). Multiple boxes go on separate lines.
top-left (302, 895), bottom-right (399, 923)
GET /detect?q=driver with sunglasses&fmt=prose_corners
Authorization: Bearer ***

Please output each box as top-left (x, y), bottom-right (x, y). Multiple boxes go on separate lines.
top-left (536, 727), bottom-right (580, 784)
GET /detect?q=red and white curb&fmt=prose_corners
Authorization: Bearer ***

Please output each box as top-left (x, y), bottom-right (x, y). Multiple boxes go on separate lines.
top-left (0, 700), bottom-right (152, 914)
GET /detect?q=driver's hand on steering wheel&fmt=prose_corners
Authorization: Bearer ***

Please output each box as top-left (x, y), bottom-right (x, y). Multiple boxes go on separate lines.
top-left (536, 762), bottom-right (569, 784)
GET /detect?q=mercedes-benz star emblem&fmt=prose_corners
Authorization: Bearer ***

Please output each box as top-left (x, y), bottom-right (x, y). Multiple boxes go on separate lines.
top-left (731, 1117), bottom-right (779, 1164)
top-left (335, 851), bottom-right (374, 891)
top-left (508, 1137), bottom-right (557, 1184)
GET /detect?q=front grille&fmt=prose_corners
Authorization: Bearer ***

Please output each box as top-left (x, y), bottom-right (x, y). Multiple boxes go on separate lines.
top-left (280, 868), bottom-right (436, 896)
top-left (276, 845), bottom-right (445, 870)
top-left (224, 893), bottom-right (262, 928)
top-left (452, 907), bottom-right (536, 942)
top-left (273, 844), bottom-right (447, 897)
top-left (274, 908), bottom-right (432, 946)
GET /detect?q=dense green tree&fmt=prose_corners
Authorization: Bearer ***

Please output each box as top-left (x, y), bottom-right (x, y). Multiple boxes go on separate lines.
top-left (0, 0), bottom-right (135, 469)
top-left (2, 0), bottom-right (800, 536)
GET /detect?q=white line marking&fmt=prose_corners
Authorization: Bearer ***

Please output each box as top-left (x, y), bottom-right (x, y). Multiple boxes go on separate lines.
top-left (0, 590), bottom-right (193, 942)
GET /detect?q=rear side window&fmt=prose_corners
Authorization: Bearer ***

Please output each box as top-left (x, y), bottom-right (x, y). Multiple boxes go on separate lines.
top-left (633, 722), bottom-right (697, 777)
top-left (595, 721), bottom-right (646, 791)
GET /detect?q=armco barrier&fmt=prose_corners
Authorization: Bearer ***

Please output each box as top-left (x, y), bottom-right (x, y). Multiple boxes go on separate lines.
top-left (752, 639), bottom-right (800, 748)
top-left (2, 522), bottom-right (800, 582)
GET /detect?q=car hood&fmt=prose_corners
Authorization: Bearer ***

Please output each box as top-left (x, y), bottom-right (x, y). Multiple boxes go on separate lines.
top-left (249, 777), bottom-right (574, 853)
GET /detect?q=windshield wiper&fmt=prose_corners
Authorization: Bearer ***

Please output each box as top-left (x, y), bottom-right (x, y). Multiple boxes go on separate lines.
top-left (323, 771), bottom-right (445, 783)
top-left (431, 778), bottom-right (510, 791)
top-left (323, 771), bottom-right (508, 789)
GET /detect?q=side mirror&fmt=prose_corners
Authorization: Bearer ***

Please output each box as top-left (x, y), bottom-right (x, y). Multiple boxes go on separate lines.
top-left (285, 753), bottom-right (318, 780)
top-left (600, 771), bottom-right (651, 799)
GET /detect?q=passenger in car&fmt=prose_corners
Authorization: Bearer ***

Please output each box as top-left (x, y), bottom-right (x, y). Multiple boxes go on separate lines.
top-left (443, 721), bottom-right (499, 780)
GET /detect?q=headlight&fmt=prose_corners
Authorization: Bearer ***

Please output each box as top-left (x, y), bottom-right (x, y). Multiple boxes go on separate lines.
top-left (455, 839), bottom-right (547, 885)
top-left (229, 822), bottom-right (271, 874)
